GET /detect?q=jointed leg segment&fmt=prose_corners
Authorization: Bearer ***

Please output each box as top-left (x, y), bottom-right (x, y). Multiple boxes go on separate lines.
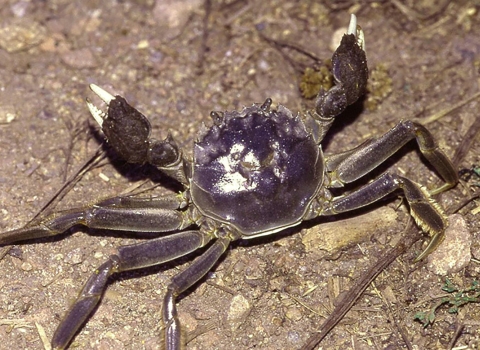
top-left (51, 230), bottom-right (219, 350)
top-left (326, 120), bottom-right (458, 191)
top-left (0, 193), bottom-right (192, 245)
top-left (162, 237), bottom-right (230, 350)
top-left (322, 120), bottom-right (458, 260)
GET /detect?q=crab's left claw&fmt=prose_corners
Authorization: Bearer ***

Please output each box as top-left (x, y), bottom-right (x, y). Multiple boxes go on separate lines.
top-left (347, 13), bottom-right (365, 52)
top-left (308, 14), bottom-right (368, 143)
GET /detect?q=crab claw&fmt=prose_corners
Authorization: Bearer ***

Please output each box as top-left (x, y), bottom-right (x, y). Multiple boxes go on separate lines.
top-left (347, 13), bottom-right (365, 52)
top-left (86, 84), bottom-right (182, 171)
top-left (86, 84), bottom-right (153, 164)
top-left (86, 84), bottom-right (116, 128)
top-left (312, 13), bottom-right (368, 129)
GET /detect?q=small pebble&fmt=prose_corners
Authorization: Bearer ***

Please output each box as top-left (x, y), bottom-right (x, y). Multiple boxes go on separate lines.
top-left (21, 261), bottom-right (33, 271)
top-left (227, 294), bottom-right (251, 330)
top-left (427, 214), bottom-right (472, 275)
top-left (0, 19), bottom-right (46, 52)
top-left (60, 47), bottom-right (98, 69)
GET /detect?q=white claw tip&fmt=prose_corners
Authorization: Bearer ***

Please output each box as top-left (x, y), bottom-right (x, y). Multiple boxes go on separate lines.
top-left (87, 84), bottom-right (117, 128)
top-left (89, 84), bottom-right (115, 104)
top-left (86, 99), bottom-right (105, 127)
top-left (347, 14), bottom-right (365, 52)
top-left (347, 14), bottom-right (357, 36)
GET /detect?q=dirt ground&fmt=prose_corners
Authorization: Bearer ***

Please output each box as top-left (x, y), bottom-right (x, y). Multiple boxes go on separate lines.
top-left (1, 1), bottom-right (480, 349)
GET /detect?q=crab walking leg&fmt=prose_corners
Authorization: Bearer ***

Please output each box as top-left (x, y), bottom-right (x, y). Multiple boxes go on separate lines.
top-left (0, 194), bottom-right (191, 245)
top-left (162, 237), bottom-right (230, 350)
top-left (322, 173), bottom-right (446, 261)
top-left (323, 121), bottom-right (458, 260)
top-left (326, 120), bottom-right (458, 193)
top-left (51, 230), bottom-right (213, 350)
top-left (95, 193), bottom-right (186, 209)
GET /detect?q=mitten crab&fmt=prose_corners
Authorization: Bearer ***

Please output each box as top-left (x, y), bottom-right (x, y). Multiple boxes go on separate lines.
top-left (0, 15), bottom-right (458, 349)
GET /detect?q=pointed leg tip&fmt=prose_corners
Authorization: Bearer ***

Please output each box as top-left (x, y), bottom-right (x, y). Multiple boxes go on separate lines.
top-left (413, 231), bottom-right (445, 263)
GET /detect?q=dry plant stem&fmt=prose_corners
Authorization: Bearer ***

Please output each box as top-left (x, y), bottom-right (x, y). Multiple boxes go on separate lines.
top-left (418, 91), bottom-right (480, 126)
top-left (0, 147), bottom-right (105, 263)
top-left (451, 108), bottom-right (480, 168)
top-left (196, 0), bottom-right (212, 74)
top-left (257, 29), bottom-right (320, 74)
top-left (299, 220), bottom-right (421, 350)
top-left (31, 146), bottom-right (105, 222)
top-left (447, 322), bottom-right (464, 350)
top-left (378, 285), bottom-right (414, 350)
top-left (447, 191), bottom-right (480, 215)
top-left (0, 246), bottom-right (9, 262)
top-left (391, 0), bottom-right (451, 22)
top-left (186, 321), bottom-right (216, 344)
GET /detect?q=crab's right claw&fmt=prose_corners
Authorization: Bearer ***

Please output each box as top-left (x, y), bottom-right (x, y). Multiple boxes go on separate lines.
top-left (86, 84), bottom-right (116, 128)
top-left (86, 84), bottom-right (181, 170)
top-left (86, 84), bottom-right (153, 164)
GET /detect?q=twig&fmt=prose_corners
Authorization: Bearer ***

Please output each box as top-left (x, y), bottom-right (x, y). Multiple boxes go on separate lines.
top-left (61, 119), bottom-right (88, 183)
top-left (196, 0), bottom-right (212, 75)
top-left (373, 283), bottom-right (413, 350)
top-left (257, 29), bottom-right (321, 74)
top-left (299, 220), bottom-right (420, 350)
top-left (451, 111), bottom-right (480, 169)
top-left (416, 91), bottom-right (480, 126)
top-left (447, 191), bottom-right (480, 215)
top-left (447, 322), bottom-right (464, 350)
top-left (391, 0), bottom-right (451, 23)
top-left (30, 146), bottom-right (105, 223)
